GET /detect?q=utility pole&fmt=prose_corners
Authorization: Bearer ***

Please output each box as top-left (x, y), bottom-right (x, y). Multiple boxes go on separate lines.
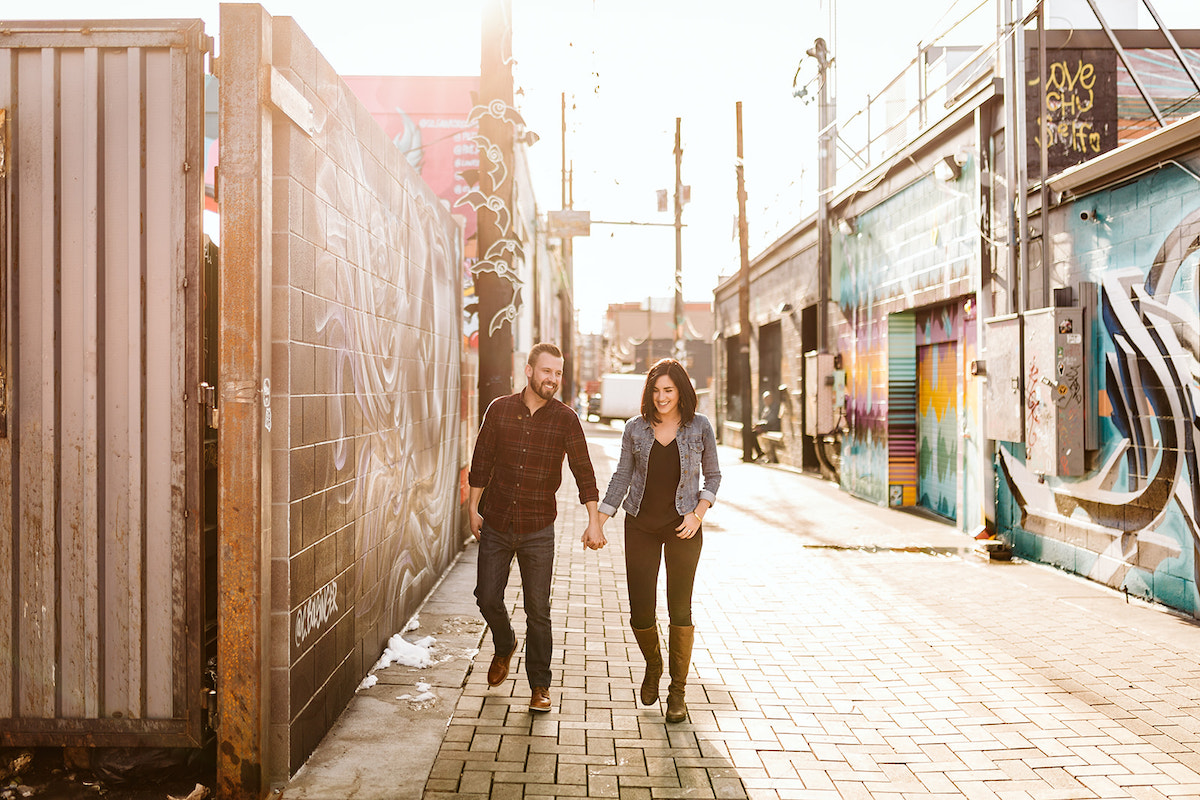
top-left (673, 118), bottom-right (686, 365)
top-left (560, 92), bottom-right (575, 403)
top-left (646, 298), bottom-right (653, 370)
top-left (811, 37), bottom-right (832, 354)
top-left (475, 0), bottom-right (516, 418)
top-left (735, 102), bottom-right (754, 462)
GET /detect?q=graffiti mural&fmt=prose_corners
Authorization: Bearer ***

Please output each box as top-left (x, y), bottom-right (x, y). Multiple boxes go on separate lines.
top-left (269, 19), bottom-right (467, 775)
top-left (918, 340), bottom-right (958, 519)
top-left (1025, 48), bottom-right (1119, 174)
top-left (455, 0), bottom-right (524, 337)
top-left (835, 165), bottom-right (980, 525)
top-left (1000, 197), bottom-right (1200, 613)
top-left (315, 177), bottom-right (462, 647)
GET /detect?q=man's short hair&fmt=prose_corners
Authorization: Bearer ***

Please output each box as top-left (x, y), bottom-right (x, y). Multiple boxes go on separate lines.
top-left (527, 342), bottom-right (563, 366)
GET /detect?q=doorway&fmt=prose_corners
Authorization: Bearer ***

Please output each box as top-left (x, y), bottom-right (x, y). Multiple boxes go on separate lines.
top-left (799, 305), bottom-right (819, 471)
top-left (917, 341), bottom-right (958, 520)
top-left (757, 320), bottom-right (782, 421)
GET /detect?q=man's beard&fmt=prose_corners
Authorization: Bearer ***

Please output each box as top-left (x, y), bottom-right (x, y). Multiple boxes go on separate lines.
top-left (532, 380), bottom-right (558, 401)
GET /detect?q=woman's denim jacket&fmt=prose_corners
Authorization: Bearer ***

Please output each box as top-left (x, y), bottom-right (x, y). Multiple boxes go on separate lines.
top-left (598, 413), bottom-right (721, 519)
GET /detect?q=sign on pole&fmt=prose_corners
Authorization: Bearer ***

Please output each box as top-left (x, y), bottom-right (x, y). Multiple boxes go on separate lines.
top-left (548, 209), bottom-right (591, 239)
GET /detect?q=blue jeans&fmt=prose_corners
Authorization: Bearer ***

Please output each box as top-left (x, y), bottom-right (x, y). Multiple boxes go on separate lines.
top-left (475, 521), bottom-right (556, 688)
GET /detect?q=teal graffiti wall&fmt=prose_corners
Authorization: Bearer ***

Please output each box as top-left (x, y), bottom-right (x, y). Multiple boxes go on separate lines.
top-left (998, 161), bottom-right (1200, 615)
top-left (836, 161), bottom-right (979, 522)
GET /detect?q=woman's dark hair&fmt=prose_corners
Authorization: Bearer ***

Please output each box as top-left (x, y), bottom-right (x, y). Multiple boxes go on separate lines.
top-left (640, 358), bottom-right (697, 425)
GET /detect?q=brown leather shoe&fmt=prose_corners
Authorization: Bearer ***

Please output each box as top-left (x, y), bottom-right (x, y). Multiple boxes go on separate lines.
top-left (487, 641), bottom-right (518, 687)
top-left (529, 686), bottom-right (551, 712)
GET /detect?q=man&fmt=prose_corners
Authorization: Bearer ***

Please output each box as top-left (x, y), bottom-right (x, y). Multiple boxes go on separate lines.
top-left (751, 388), bottom-right (780, 463)
top-left (468, 342), bottom-right (605, 713)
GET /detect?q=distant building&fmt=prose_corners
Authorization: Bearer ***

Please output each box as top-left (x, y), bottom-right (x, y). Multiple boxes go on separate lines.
top-left (576, 332), bottom-right (604, 393)
top-left (603, 299), bottom-right (713, 388)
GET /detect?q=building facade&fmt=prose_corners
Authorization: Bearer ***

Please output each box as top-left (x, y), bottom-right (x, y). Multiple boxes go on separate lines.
top-left (715, 22), bottom-right (1200, 616)
top-left (603, 299), bottom-right (714, 387)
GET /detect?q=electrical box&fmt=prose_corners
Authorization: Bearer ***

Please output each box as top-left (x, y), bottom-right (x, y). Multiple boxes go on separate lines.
top-left (1024, 306), bottom-right (1085, 476)
top-left (982, 314), bottom-right (1023, 442)
top-left (804, 351), bottom-right (835, 436)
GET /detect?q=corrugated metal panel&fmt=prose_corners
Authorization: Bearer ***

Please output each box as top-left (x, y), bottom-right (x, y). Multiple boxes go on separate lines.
top-left (887, 311), bottom-right (918, 507)
top-left (0, 20), bottom-right (206, 747)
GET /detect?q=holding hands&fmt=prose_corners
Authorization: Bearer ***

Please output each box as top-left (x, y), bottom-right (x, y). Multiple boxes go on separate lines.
top-left (581, 520), bottom-right (607, 551)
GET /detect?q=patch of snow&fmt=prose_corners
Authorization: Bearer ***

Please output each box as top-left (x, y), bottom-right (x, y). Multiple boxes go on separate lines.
top-left (373, 633), bottom-right (435, 670)
top-left (356, 631), bottom-right (437, 691)
top-left (396, 680), bottom-right (436, 704)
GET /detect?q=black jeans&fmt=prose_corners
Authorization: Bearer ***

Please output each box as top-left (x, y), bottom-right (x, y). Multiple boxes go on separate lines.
top-left (624, 515), bottom-right (703, 630)
top-left (475, 521), bottom-right (555, 688)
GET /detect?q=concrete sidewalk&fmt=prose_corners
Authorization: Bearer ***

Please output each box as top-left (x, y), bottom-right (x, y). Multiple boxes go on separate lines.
top-left (284, 428), bottom-right (1200, 799)
top-left (279, 540), bottom-right (486, 800)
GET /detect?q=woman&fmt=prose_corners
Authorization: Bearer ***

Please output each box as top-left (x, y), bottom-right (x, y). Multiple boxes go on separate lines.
top-left (596, 358), bottom-right (721, 722)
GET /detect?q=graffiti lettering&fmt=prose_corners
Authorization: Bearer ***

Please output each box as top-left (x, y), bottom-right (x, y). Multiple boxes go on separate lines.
top-left (1028, 50), bottom-right (1116, 173)
top-left (1055, 363), bottom-right (1082, 408)
top-left (1035, 59), bottom-right (1100, 156)
top-left (1046, 59), bottom-right (1096, 110)
top-left (1036, 117), bottom-right (1104, 156)
top-left (295, 580), bottom-right (339, 647)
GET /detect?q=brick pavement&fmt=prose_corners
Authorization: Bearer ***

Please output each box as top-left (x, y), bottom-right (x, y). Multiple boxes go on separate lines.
top-left (422, 423), bottom-right (1200, 800)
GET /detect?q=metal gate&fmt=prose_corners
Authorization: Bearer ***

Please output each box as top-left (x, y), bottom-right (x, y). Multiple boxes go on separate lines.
top-left (0, 19), bottom-right (208, 746)
top-left (917, 341), bottom-right (958, 521)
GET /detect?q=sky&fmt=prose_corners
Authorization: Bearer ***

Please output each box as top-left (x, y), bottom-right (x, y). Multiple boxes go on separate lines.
top-left (13, 0), bottom-right (1200, 333)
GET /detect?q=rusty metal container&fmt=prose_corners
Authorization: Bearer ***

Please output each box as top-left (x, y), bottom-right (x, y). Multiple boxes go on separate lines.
top-left (0, 19), bottom-right (209, 746)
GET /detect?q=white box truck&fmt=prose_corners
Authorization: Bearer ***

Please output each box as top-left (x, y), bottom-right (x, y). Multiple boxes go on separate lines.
top-left (596, 373), bottom-right (644, 424)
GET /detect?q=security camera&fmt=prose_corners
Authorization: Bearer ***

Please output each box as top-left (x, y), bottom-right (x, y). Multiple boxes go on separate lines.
top-left (1079, 210), bottom-right (1091, 221)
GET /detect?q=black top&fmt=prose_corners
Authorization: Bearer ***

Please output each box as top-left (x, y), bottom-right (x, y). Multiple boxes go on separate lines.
top-left (634, 438), bottom-right (684, 528)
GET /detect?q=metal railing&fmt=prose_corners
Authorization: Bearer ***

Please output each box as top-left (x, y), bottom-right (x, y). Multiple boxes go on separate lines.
top-left (832, 0), bottom-right (998, 182)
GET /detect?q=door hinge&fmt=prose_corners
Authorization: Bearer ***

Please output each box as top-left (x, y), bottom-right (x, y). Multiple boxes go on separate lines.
top-left (200, 382), bottom-right (219, 429)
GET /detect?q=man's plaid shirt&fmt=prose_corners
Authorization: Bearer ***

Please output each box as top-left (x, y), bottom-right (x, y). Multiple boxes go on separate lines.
top-left (469, 391), bottom-right (599, 535)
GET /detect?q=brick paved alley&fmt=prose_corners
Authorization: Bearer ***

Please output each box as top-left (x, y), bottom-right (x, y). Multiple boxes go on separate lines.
top-left (420, 422), bottom-right (1200, 799)
top-left (19, 407), bottom-right (1200, 800)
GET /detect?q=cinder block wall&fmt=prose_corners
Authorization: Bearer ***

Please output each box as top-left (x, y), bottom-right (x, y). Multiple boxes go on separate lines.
top-left (998, 160), bottom-right (1200, 615)
top-left (266, 16), bottom-right (464, 777)
top-left (835, 164), bottom-right (977, 510)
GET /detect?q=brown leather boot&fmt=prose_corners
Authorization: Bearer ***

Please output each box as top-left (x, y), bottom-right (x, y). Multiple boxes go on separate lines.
top-left (631, 625), bottom-right (663, 705)
top-left (666, 624), bottom-right (694, 723)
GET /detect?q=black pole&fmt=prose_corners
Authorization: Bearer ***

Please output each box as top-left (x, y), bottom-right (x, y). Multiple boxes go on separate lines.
top-left (476, 0), bottom-right (515, 418)
top-left (673, 117), bottom-right (685, 365)
top-left (560, 92), bottom-right (575, 404)
top-left (813, 37), bottom-right (831, 355)
top-left (735, 102), bottom-right (754, 462)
